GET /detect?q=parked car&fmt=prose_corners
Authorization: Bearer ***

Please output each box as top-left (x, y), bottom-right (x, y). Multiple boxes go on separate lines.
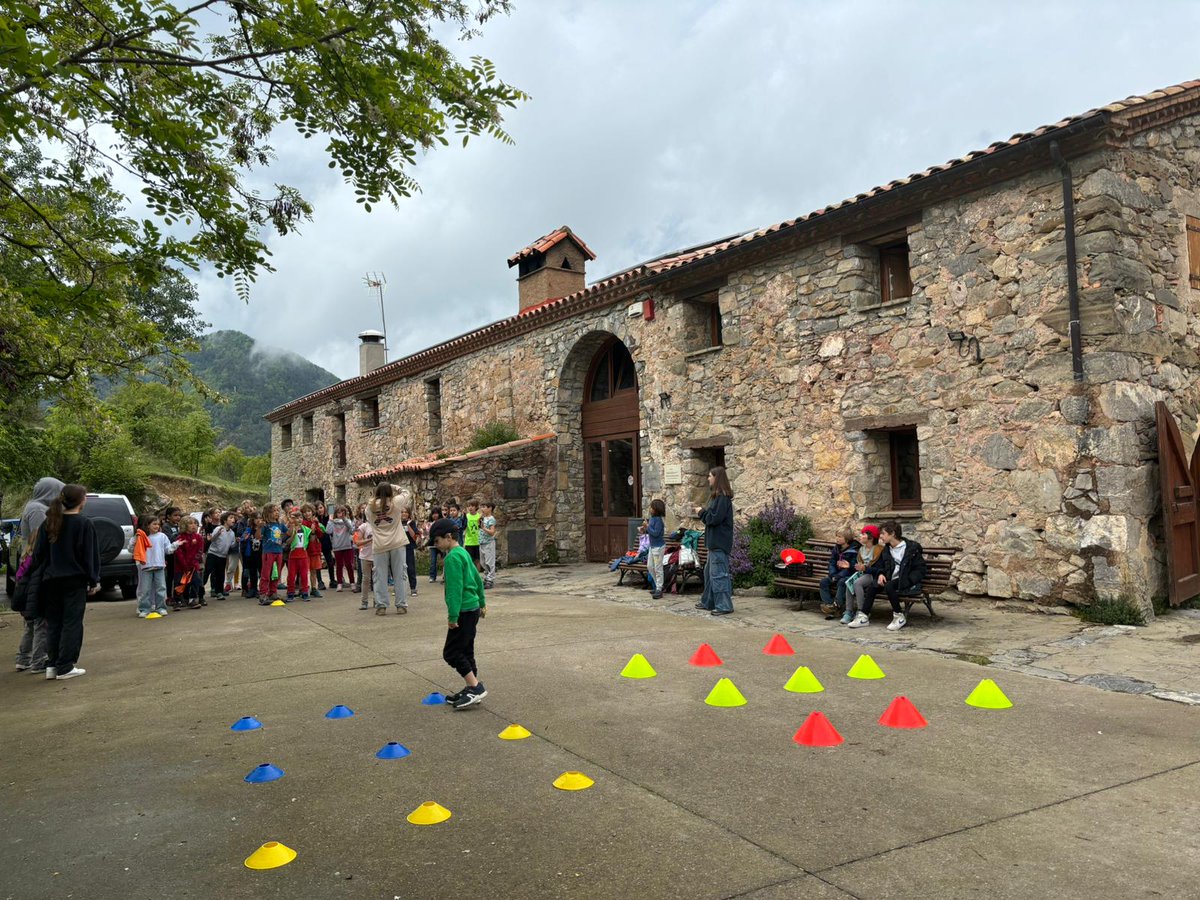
top-left (4, 494), bottom-right (137, 600)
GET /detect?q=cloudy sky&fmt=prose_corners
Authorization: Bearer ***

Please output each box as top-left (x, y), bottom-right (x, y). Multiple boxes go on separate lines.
top-left (194, 1), bottom-right (1200, 380)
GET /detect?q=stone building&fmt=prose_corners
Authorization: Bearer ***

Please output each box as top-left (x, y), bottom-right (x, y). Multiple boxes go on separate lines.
top-left (268, 80), bottom-right (1200, 609)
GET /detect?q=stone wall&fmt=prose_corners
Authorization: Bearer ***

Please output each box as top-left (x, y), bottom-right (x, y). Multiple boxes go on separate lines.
top-left (352, 438), bottom-right (557, 566)
top-left (273, 113), bottom-right (1200, 607)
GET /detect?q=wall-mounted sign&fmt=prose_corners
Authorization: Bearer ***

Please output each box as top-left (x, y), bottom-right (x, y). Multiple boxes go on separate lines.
top-left (664, 464), bottom-right (683, 485)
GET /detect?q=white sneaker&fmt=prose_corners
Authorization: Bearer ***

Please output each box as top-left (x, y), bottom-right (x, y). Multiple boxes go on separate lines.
top-left (887, 613), bottom-right (907, 631)
top-left (137, 611), bottom-right (149, 618)
top-left (156, 608), bottom-right (169, 616)
top-left (847, 612), bottom-right (870, 629)
top-left (45, 667), bottom-right (58, 680)
top-left (335, 584), bottom-right (343, 592)
top-left (57, 667), bottom-right (86, 680)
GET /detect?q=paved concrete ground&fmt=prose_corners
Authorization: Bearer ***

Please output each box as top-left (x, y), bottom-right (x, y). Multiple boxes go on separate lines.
top-left (2, 568), bottom-right (1199, 899)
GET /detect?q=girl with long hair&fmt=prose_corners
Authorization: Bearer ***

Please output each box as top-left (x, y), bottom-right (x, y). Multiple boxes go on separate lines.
top-left (28, 484), bottom-right (100, 679)
top-left (692, 466), bottom-right (735, 616)
top-left (368, 482), bottom-right (412, 615)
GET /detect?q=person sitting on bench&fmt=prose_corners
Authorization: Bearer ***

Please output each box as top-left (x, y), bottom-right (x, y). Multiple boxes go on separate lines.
top-left (848, 520), bottom-right (925, 632)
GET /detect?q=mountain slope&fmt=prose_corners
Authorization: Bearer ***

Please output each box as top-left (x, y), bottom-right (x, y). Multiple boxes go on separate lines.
top-left (187, 331), bottom-right (340, 455)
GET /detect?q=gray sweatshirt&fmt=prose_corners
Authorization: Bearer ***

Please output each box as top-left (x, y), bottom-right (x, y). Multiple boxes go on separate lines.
top-left (207, 526), bottom-right (237, 558)
top-left (21, 477), bottom-right (65, 546)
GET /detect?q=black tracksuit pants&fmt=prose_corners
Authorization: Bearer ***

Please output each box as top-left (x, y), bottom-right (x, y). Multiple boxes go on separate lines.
top-left (41, 575), bottom-right (88, 672)
top-left (442, 609), bottom-right (480, 677)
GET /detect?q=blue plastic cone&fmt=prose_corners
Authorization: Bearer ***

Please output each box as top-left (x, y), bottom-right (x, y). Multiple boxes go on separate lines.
top-left (421, 692), bottom-right (447, 706)
top-left (230, 716), bottom-right (262, 732)
top-left (244, 762), bottom-right (285, 783)
top-left (325, 705), bottom-right (355, 719)
top-left (375, 741), bottom-right (412, 759)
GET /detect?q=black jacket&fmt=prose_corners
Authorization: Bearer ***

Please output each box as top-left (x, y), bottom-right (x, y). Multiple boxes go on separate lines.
top-left (29, 514), bottom-right (101, 585)
top-left (867, 539), bottom-right (926, 592)
top-left (698, 495), bottom-right (734, 554)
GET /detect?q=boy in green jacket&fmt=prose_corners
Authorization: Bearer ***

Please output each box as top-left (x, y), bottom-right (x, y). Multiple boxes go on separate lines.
top-left (428, 518), bottom-right (487, 709)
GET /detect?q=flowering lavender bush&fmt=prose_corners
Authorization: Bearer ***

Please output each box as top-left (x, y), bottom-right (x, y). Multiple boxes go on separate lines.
top-left (730, 492), bottom-right (813, 589)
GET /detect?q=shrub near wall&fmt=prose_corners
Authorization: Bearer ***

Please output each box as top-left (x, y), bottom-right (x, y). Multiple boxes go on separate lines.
top-left (730, 493), bottom-right (813, 589)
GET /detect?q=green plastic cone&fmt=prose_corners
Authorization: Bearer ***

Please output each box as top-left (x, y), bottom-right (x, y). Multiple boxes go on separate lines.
top-left (705, 677), bottom-right (747, 707)
top-left (965, 678), bottom-right (1012, 709)
top-left (847, 654), bottom-right (886, 680)
top-left (784, 666), bottom-right (824, 694)
top-left (620, 653), bottom-right (657, 679)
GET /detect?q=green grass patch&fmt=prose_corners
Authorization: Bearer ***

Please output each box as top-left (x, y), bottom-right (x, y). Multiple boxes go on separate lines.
top-left (1075, 596), bottom-right (1146, 627)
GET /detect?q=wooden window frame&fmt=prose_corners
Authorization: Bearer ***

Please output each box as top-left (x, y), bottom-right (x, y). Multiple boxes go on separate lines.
top-left (709, 302), bottom-right (723, 348)
top-left (280, 421), bottom-right (293, 451)
top-left (1187, 215), bottom-right (1200, 289)
top-left (879, 241), bottom-right (913, 304)
top-left (886, 428), bottom-right (922, 510)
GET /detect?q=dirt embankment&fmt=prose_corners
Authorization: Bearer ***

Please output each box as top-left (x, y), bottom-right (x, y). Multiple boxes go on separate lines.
top-left (145, 475), bottom-right (269, 515)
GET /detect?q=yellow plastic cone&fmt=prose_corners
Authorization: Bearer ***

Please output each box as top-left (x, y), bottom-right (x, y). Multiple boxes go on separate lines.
top-left (406, 801), bottom-right (452, 825)
top-left (965, 678), bottom-right (1013, 709)
top-left (784, 666), bottom-right (824, 694)
top-left (144, 612), bottom-right (162, 619)
top-left (243, 841), bottom-right (297, 870)
top-left (553, 771), bottom-right (595, 791)
top-left (704, 677), bottom-right (747, 707)
top-left (270, 599), bottom-right (286, 607)
top-left (847, 654), bottom-right (886, 680)
top-left (620, 653), bottom-right (657, 679)
top-left (498, 724), bottom-right (532, 740)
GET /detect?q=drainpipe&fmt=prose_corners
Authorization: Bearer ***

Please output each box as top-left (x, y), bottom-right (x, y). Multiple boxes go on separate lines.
top-left (1049, 141), bottom-right (1085, 382)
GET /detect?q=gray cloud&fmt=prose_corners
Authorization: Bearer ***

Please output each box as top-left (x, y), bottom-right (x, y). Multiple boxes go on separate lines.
top-left (194, 0), bottom-right (1200, 379)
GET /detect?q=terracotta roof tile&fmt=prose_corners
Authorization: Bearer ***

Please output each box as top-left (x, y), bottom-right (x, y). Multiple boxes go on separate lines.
top-left (352, 433), bottom-right (556, 482)
top-left (644, 79), bottom-right (1200, 278)
top-left (507, 226), bottom-right (597, 267)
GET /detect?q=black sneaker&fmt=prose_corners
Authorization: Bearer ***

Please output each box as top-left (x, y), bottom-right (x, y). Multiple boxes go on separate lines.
top-left (452, 684), bottom-right (487, 709)
top-left (444, 689), bottom-right (465, 705)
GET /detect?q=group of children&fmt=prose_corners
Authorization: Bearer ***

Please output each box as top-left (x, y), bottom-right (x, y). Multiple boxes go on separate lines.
top-left (128, 492), bottom-right (498, 709)
top-left (131, 497), bottom-right (501, 613)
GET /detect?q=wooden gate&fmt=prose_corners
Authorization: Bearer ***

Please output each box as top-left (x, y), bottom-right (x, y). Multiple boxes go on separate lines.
top-left (1156, 401), bottom-right (1200, 607)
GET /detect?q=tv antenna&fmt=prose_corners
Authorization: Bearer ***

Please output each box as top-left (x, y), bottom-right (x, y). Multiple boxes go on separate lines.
top-left (363, 272), bottom-right (388, 361)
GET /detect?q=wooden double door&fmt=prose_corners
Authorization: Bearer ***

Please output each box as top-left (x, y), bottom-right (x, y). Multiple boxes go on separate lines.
top-left (583, 340), bottom-right (641, 562)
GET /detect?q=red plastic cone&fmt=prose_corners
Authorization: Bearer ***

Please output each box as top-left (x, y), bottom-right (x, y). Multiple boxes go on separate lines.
top-left (878, 696), bottom-right (928, 729)
top-left (792, 711), bottom-right (844, 747)
top-left (762, 633), bottom-right (795, 656)
top-left (689, 643), bottom-right (723, 666)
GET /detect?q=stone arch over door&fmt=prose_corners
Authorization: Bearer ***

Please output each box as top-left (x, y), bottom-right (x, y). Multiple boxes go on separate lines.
top-left (554, 330), bottom-right (642, 562)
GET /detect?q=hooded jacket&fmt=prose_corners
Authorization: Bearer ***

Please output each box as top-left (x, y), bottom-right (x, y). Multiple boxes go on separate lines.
top-left (21, 477), bottom-right (65, 546)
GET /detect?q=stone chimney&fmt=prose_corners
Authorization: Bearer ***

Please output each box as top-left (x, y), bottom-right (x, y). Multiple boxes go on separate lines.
top-left (507, 226), bottom-right (596, 313)
top-left (358, 330), bottom-right (386, 375)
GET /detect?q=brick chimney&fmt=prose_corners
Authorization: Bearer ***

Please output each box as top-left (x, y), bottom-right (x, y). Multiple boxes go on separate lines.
top-left (358, 330), bottom-right (386, 375)
top-left (507, 226), bottom-right (596, 313)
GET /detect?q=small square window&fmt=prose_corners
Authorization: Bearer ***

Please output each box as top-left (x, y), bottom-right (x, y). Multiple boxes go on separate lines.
top-left (503, 477), bottom-right (529, 500)
top-left (281, 422), bottom-right (293, 451)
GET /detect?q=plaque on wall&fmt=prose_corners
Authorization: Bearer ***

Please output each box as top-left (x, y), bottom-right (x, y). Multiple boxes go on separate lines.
top-left (664, 464), bottom-right (683, 485)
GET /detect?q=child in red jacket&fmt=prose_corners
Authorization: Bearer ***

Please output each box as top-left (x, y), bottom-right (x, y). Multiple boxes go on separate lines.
top-left (171, 516), bottom-right (206, 609)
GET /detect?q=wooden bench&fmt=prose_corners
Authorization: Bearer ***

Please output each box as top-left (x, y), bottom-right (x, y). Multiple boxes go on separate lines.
top-left (773, 539), bottom-right (959, 618)
top-left (617, 535), bottom-right (708, 593)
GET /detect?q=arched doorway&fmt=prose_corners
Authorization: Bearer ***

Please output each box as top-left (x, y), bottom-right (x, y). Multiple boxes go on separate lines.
top-left (582, 338), bottom-right (641, 561)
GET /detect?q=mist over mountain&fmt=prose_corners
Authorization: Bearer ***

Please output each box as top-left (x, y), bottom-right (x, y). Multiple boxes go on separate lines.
top-left (188, 330), bottom-right (340, 455)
